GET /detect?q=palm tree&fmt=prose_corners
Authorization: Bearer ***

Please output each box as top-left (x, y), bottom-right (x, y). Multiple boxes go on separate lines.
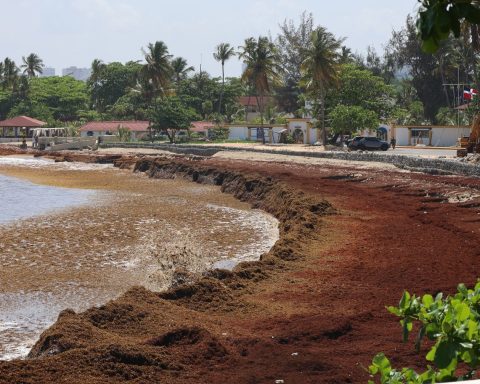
top-left (21, 53), bottom-right (43, 77)
top-left (301, 27), bottom-right (342, 145)
top-left (171, 57), bottom-right (194, 85)
top-left (239, 36), bottom-right (282, 143)
top-left (2, 58), bottom-right (19, 89)
top-left (141, 41), bottom-right (173, 98)
top-left (213, 43), bottom-right (236, 114)
top-left (88, 59), bottom-right (106, 111)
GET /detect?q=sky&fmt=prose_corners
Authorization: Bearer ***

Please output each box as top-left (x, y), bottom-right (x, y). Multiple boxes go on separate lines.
top-left (2, 0), bottom-right (420, 78)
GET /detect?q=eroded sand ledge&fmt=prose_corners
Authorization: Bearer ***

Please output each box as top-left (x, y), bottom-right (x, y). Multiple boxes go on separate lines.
top-left (3, 146), bottom-right (480, 382)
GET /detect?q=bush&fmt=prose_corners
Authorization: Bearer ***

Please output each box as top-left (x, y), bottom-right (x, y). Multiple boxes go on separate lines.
top-left (369, 282), bottom-right (480, 383)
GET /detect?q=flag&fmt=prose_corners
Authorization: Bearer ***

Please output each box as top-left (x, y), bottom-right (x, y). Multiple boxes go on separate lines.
top-left (463, 86), bottom-right (478, 101)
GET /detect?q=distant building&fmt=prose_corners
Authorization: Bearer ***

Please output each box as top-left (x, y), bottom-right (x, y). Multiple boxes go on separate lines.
top-left (62, 66), bottom-right (91, 81)
top-left (79, 120), bottom-right (150, 140)
top-left (39, 67), bottom-right (56, 77)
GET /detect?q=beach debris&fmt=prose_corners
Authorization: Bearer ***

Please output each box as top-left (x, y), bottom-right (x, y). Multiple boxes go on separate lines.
top-left (275, 380), bottom-right (285, 384)
top-left (291, 352), bottom-right (298, 356)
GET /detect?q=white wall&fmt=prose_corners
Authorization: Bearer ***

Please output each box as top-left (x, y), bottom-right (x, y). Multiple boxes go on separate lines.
top-left (431, 127), bottom-right (470, 147)
top-left (395, 127), bottom-right (410, 146)
top-left (228, 126), bottom-right (248, 140)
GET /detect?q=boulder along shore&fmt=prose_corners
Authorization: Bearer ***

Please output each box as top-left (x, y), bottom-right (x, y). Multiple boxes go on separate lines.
top-left (1, 146), bottom-right (480, 383)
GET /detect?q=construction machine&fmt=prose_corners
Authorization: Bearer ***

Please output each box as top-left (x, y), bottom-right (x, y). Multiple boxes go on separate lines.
top-left (459, 114), bottom-right (480, 156)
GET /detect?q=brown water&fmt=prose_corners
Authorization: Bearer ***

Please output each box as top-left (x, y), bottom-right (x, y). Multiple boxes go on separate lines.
top-left (0, 159), bottom-right (279, 360)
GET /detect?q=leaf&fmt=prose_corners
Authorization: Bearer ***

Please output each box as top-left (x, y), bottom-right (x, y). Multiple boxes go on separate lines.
top-left (454, 302), bottom-right (470, 322)
top-left (422, 294), bottom-right (434, 308)
top-left (387, 306), bottom-right (401, 316)
top-left (433, 341), bottom-right (457, 369)
top-left (426, 346), bottom-right (437, 362)
top-left (399, 291), bottom-right (411, 310)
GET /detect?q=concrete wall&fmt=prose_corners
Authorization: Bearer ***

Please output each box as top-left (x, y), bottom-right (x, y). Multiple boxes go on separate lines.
top-left (228, 126), bottom-right (248, 140)
top-left (394, 126), bottom-right (470, 147)
top-left (431, 127), bottom-right (470, 147)
top-left (395, 127), bottom-right (410, 146)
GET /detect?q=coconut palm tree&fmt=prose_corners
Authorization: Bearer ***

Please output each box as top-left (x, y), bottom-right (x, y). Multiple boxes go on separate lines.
top-left (141, 41), bottom-right (173, 98)
top-left (238, 36), bottom-right (282, 143)
top-left (171, 57), bottom-right (194, 85)
top-left (301, 27), bottom-right (342, 145)
top-left (21, 53), bottom-right (44, 77)
top-left (213, 43), bottom-right (236, 114)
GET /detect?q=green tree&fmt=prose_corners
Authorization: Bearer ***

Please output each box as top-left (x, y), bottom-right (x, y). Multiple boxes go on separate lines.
top-left (239, 36), bottom-right (282, 143)
top-left (386, 17), bottom-right (453, 121)
top-left (87, 61), bottom-right (141, 113)
top-left (171, 57), bottom-right (194, 85)
top-left (26, 76), bottom-right (88, 121)
top-left (21, 53), bottom-right (44, 78)
top-left (213, 43), bottom-right (236, 114)
top-left (301, 26), bottom-right (342, 145)
top-left (148, 96), bottom-right (198, 143)
top-left (416, 0), bottom-right (480, 52)
top-left (330, 105), bottom-right (378, 136)
top-left (329, 64), bottom-right (395, 120)
top-left (2, 58), bottom-right (19, 90)
top-left (275, 12), bottom-right (315, 114)
top-left (141, 41), bottom-right (173, 98)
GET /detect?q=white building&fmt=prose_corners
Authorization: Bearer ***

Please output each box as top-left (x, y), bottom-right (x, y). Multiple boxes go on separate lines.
top-left (228, 118), bottom-right (321, 144)
top-left (39, 67), bottom-right (56, 77)
top-left (62, 66), bottom-right (91, 81)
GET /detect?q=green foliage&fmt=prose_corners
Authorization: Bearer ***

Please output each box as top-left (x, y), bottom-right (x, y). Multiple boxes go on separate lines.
top-left (436, 106), bottom-right (470, 125)
top-left (417, 0), bottom-right (480, 52)
top-left (328, 64), bottom-right (395, 119)
top-left (148, 96), bottom-right (198, 143)
top-left (393, 101), bottom-right (429, 125)
top-left (369, 282), bottom-right (480, 383)
top-left (27, 76), bottom-right (88, 121)
top-left (330, 105), bottom-right (378, 135)
top-left (87, 61), bottom-right (142, 112)
top-left (209, 126), bottom-right (229, 141)
top-left (117, 125), bottom-right (132, 142)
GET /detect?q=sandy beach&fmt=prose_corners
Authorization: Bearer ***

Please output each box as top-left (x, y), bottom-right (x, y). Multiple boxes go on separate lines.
top-left (0, 155), bottom-right (278, 360)
top-left (1, 148), bottom-right (480, 382)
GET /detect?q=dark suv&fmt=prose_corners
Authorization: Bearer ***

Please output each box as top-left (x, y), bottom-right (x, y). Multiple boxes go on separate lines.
top-left (347, 136), bottom-right (390, 151)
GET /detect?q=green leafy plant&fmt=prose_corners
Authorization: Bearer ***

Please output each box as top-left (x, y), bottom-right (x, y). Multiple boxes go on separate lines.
top-left (369, 282), bottom-right (480, 383)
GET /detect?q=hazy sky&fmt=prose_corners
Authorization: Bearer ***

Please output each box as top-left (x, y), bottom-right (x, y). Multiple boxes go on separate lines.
top-left (3, 0), bottom-right (419, 77)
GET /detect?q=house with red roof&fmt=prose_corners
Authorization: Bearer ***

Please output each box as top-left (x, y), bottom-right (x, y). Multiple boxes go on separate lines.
top-left (238, 96), bottom-right (275, 122)
top-left (79, 120), bottom-right (150, 140)
top-left (190, 121), bottom-right (215, 137)
top-left (0, 116), bottom-right (46, 138)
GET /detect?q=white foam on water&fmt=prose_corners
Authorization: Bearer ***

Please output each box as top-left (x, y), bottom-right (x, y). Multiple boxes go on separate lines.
top-left (0, 155), bottom-right (113, 170)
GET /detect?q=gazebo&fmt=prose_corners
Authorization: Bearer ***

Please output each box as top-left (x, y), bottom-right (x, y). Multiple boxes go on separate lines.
top-left (0, 116), bottom-right (46, 138)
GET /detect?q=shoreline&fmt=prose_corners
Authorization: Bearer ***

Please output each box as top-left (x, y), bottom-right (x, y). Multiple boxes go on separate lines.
top-left (0, 154), bottom-right (279, 362)
top-left (2, 148), bottom-right (480, 382)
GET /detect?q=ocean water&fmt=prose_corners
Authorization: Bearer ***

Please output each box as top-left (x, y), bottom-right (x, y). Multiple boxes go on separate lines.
top-left (0, 174), bottom-right (96, 225)
top-left (0, 158), bottom-right (279, 361)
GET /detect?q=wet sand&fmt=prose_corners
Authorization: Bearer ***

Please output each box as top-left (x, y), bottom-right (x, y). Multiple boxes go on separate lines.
top-left (0, 156), bottom-right (278, 359)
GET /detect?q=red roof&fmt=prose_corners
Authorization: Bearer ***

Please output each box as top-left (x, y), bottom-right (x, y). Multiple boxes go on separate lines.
top-left (190, 121), bottom-right (215, 133)
top-left (0, 116), bottom-right (46, 127)
top-left (238, 96), bottom-right (273, 107)
top-left (80, 121), bottom-right (150, 132)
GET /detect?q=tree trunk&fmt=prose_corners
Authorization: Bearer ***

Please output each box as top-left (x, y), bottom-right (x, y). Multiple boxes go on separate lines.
top-left (218, 63), bottom-right (224, 115)
top-left (320, 93), bottom-right (326, 146)
top-left (256, 94), bottom-right (266, 144)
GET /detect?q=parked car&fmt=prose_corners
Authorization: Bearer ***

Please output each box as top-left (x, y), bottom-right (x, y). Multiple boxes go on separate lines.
top-left (348, 136), bottom-right (390, 151)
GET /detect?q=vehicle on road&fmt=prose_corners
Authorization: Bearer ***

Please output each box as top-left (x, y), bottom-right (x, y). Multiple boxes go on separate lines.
top-left (347, 136), bottom-right (390, 151)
